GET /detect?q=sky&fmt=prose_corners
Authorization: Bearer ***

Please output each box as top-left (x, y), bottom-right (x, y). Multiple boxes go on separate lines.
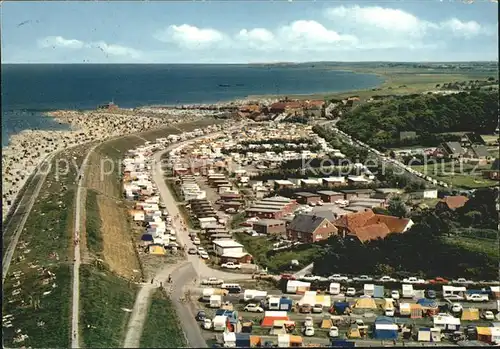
top-left (1, 1), bottom-right (498, 63)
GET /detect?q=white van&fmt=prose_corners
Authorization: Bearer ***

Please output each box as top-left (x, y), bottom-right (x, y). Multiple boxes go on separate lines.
top-left (221, 283), bottom-right (242, 294)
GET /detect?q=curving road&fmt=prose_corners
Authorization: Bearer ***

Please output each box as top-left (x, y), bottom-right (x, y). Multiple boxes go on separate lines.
top-left (123, 127), bottom-right (250, 348)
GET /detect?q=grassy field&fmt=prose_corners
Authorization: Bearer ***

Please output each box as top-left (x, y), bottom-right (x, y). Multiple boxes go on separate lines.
top-left (442, 236), bottom-right (499, 260)
top-left (80, 264), bottom-right (137, 348)
top-left (249, 65), bottom-right (495, 101)
top-left (410, 161), bottom-right (497, 189)
top-left (85, 189), bottom-right (103, 255)
top-left (139, 289), bottom-right (186, 348)
top-left (234, 232), bottom-right (321, 273)
top-left (2, 143), bottom-right (94, 348)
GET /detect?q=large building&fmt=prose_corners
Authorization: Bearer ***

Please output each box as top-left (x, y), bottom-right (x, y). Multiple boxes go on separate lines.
top-left (245, 196), bottom-right (298, 219)
top-left (286, 214), bottom-right (338, 244)
top-left (333, 209), bottom-right (413, 243)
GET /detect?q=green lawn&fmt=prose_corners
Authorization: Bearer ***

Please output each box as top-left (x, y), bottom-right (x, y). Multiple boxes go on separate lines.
top-left (1, 143), bottom-right (94, 348)
top-left (410, 162), bottom-right (497, 189)
top-left (443, 236), bottom-right (499, 260)
top-left (86, 189), bottom-right (103, 254)
top-left (233, 232), bottom-right (322, 273)
top-left (80, 264), bottom-right (137, 348)
top-left (140, 289), bottom-right (186, 348)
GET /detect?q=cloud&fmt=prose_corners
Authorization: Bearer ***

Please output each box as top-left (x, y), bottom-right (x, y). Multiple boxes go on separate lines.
top-left (440, 18), bottom-right (482, 38)
top-left (154, 24), bottom-right (225, 49)
top-left (37, 36), bottom-right (85, 49)
top-left (278, 20), bottom-right (358, 47)
top-left (90, 41), bottom-right (142, 59)
top-left (324, 5), bottom-right (488, 48)
top-left (37, 36), bottom-right (142, 59)
top-left (237, 28), bottom-right (274, 43)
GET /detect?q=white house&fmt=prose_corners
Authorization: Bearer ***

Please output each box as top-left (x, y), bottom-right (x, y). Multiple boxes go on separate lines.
top-left (213, 239), bottom-right (243, 256)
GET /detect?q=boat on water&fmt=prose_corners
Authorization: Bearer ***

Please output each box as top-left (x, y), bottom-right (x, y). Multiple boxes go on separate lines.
top-left (218, 84), bottom-right (231, 88)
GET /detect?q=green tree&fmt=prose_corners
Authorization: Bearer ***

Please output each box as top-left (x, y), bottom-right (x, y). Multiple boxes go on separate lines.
top-left (387, 196), bottom-right (409, 218)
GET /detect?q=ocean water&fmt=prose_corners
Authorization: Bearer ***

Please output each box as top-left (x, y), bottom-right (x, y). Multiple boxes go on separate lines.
top-left (1, 64), bottom-right (383, 146)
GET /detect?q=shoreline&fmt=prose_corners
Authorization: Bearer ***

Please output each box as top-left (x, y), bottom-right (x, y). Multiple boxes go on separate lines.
top-left (0, 108), bottom-right (212, 222)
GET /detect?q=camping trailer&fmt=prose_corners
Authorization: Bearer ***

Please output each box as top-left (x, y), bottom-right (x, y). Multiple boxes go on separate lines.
top-left (213, 315), bottom-right (228, 331)
top-left (329, 283), bottom-right (341, 295)
top-left (209, 295), bottom-right (222, 308)
top-left (363, 284), bottom-right (374, 297)
top-left (402, 284), bottom-right (414, 298)
top-left (442, 286), bottom-right (466, 299)
top-left (433, 314), bottom-right (461, 332)
top-left (244, 289), bottom-right (268, 302)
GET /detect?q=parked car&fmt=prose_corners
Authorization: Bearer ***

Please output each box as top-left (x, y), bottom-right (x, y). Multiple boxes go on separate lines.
top-left (328, 274), bottom-right (349, 282)
top-left (301, 274), bottom-right (320, 282)
top-left (197, 247), bottom-right (206, 254)
top-left (199, 251), bottom-right (209, 259)
top-left (193, 237), bottom-right (201, 245)
top-left (221, 262), bottom-right (241, 270)
top-left (196, 310), bottom-right (206, 321)
top-left (188, 247), bottom-right (197, 255)
top-left (303, 326), bottom-right (315, 337)
top-left (465, 293), bottom-right (489, 302)
top-left (379, 276), bottom-right (397, 283)
top-left (346, 288), bottom-right (356, 297)
top-left (429, 277), bottom-right (449, 284)
top-left (329, 326), bottom-right (339, 338)
top-left (482, 311), bottom-right (495, 320)
top-left (451, 303), bottom-right (463, 313)
top-left (452, 278), bottom-right (474, 285)
top-left (202, 318), bottom-right (212, 330)
top-left (353, 275), bottom-right (373, 282)
top-left (426, 290), bottom-right (437, 299)
top-left (391, 290), bottom-right (400, 300)
top-left (312, 304), bottom-right (323, 313)
top-left (403, 277), bottom-right (427, 284)
top-left (445, 294), bottom-right (465, 301)
top-left (244, 303), bottom-right (264, 313)
top-left (201, 277), bottom-right (224, 286)
top-left (304, 317), bottom-right (314, 327)
top-left (253, 272), bottom-right (274, 281)
top-left (280, 273), bottom-right (296, 281)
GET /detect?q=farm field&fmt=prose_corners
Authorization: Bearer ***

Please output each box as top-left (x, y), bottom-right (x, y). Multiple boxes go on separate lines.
top-left (139, 289), bottom-right (186, 348)
top-left (250, 64), bottom-right (496, 101)
top-left (410, 161), bottom-right (497, 189)
top-left (442, 236), bottom-right (499, 260)
top-left (2, 143), bottom-right (94, 348)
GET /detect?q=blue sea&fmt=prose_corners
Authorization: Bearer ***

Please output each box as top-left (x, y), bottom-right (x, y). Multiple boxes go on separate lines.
top-left (1, 64), bottom-right (383, 146)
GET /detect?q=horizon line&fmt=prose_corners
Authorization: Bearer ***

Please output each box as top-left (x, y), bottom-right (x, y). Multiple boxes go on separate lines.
top-left (1, 60), bottom-right (498, 65)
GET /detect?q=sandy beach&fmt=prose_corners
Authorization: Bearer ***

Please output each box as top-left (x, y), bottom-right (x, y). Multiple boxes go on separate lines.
top-left (1, 107), bottom-right (215, 221)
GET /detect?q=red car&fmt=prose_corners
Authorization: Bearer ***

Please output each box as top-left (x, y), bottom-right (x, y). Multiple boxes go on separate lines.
top-left (280, 273), bottom-right (296, 281)
top-left (428, 277), bottom-right (449, 284)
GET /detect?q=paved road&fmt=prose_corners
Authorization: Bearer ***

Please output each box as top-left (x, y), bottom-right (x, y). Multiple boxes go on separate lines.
top-left (71, 144), bottom-right (98, 349)
top-left (170, 262), bottom-right (208, 348)
top-left (152, 133), bottom-right (253, 282)
top-left (123, 262), bottom-right (187, 348)
top-left (123, 128), bottom-right (249, 348)
top-left (2, 152), bottom-right (56, 282)
top-left (294, 263), bottom-right (314, 279)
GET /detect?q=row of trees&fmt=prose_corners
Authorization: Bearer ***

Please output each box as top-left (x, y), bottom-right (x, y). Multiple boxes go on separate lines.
top-left (336, 91), bottom-right (499, 148)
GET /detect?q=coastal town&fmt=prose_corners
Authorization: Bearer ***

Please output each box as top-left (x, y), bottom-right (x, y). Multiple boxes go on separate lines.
top-left (3, 85), bottom-right (500, 348)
